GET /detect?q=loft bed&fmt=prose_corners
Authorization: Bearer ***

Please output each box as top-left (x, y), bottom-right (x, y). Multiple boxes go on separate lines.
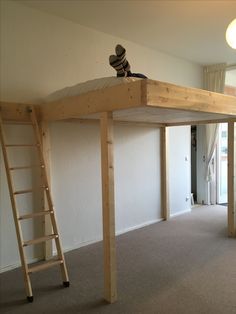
top-left (1, 79), bottom-right (236, 124)
top-left (0, 78), bottom-right (236, 303)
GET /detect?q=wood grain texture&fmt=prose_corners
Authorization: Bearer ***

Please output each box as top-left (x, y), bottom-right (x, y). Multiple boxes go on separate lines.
top-left (100, 112), bottom-right (117, 303)
top-left (146, 80), bottom-right (236, 115)
top-left (160, 127), bottom-right (170, 220)
top-left (1, 79), bottom-right (236, 124)
top-left (39, 120), bottom-right (53, 260)
top-left (41, 80), bottom-right (143, 121)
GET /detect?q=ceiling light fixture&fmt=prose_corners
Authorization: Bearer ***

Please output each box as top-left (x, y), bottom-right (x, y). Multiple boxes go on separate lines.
top-left (226, 18), bottom-right (236, 49)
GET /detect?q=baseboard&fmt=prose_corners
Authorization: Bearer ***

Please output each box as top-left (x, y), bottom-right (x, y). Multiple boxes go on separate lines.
top-left (170, 208), bottom-right (191, 218)
top-left (60, 236), bottom-right (103, 255)
top-left (56, 218), bottom-right (164, 255)
top-left (116, 218), bottom-right (164, 236)
top-left (0, 256), bottom-right (42, 274)
top-left (1, 218), bottom-right (164, 273)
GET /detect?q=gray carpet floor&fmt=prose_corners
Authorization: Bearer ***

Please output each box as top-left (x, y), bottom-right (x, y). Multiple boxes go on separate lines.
top-left (0, 205), bottom-right (236, 314)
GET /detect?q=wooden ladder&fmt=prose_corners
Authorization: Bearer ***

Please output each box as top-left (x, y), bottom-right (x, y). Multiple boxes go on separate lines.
top-left (0, 106), bottom-right (69, 302)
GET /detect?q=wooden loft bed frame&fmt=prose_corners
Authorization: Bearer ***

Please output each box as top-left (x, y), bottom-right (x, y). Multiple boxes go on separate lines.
top-left (1, 78), bottom-right (236, 303)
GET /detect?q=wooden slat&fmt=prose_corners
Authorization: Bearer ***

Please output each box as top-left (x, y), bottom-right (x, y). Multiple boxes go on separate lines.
top-left (14, 186), bottom-right (48, 195)
top-left (160, 127), bottom-right (170, 220)
top-left (9, 165), bottom-right (40, 170)
top-left (14, 188), bottom-right (34, 195)
top-left (100, 112), bottom-right (117, 303)
top-left (3, 121), bottom-right (33, 125)
top-left (18, 210), bottom-right (52, 220)
top-left (5, 144), bottom-right (37, 147)
top-left (23, 234), bottom-right (58, 246)
top-left (28, 258), bottom-right (63, 274)
top-left (228, 122), bottom-right (236, 237)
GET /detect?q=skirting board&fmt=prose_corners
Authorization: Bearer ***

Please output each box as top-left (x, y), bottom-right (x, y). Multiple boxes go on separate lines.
top-left (1, 218), bottom-right (165, 273)
top-left (0, 256), bottom-right (43, 274)
top-left (116, 218), bottom-right (164, 236)
top-left (170, 208), bottom-right (191, 218)
top-left (54, 218), bottom-right (164, 256)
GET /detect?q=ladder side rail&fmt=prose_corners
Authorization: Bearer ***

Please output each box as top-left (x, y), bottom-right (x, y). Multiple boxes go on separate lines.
top-left (29, 106), bottom-right (69, 283)
top-left (0, 112), bottom-right (33, 298)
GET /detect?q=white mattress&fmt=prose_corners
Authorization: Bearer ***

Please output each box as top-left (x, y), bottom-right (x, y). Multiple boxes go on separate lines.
top-left (45, 76), bottom-right (142, 102)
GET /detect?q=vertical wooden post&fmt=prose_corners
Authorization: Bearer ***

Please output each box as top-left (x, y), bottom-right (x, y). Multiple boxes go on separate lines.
top-left (227, 121), bottom-right (236, 237)
top-left (39, 120), bottom-right (53, 259)
top-left (161, 126), bottom-right (170, 220)
top-left (100, 112), bottom-right (117, 303)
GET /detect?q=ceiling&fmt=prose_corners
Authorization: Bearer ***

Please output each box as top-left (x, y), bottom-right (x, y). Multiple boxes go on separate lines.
top-left (18, 0), bottom-right (236, 65)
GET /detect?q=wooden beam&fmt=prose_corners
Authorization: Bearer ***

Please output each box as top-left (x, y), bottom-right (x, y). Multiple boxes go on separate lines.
top-left (41, 80), bottom-right (143, 121)
top-left (61, 118), bottom-right (165, 128)
top-left (0, 102), bottom-right (39, 122)
top-left (228, 121), bottom-right (236, 237)
top-left (146, 80), bottom-right (236, 116)
top-left (39, 120), bottom-right (53, 259)
top-left (100, 112), bottom-right (117, 303)
top-left (160, 127), bottom-right (170, 220)
top-left (166, 118), bottom-right (236, 127)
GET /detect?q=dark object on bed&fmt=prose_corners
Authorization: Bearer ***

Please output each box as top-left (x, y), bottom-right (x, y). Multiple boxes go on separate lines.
top-left (109, 44), bottom-right (147, 78)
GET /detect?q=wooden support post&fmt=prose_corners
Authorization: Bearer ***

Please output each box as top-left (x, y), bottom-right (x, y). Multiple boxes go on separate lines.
top-left (39, 120), bottom-right (53, 259)
top-left (100, 112), bottom-right (117, 303)
top-left (160, 127), bottom-right (170, 220)
top-left (227, 121), bottom-right (236, 237)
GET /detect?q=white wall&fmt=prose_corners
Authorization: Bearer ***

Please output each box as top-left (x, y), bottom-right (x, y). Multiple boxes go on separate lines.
top-left (0, 1), bottom-right (202, 271)
top-left (169, 126), bottom-right (191, 216)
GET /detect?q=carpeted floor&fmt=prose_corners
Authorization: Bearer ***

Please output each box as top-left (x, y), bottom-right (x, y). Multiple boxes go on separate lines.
top-left (0, 205), bottom-right (236, 314)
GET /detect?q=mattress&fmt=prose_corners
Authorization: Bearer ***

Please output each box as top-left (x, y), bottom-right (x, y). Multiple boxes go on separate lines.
top-left (45, 76), bottom-right (142, 102)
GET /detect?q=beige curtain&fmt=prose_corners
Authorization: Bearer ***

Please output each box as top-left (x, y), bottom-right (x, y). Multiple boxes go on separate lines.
top-left (203, 63), bottom-right (226, 204)
top-left (203, 63), bottom-right (226, 93)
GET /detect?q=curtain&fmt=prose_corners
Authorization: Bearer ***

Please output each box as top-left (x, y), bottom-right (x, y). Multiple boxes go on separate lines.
top-left (203, 63), bottom-right (226, 93)
top-left (203, 63), bottom-right (226, 204)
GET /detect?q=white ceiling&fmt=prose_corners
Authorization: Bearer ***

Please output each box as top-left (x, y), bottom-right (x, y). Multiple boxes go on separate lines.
top-left (18, 0), bottom-right (236, 65)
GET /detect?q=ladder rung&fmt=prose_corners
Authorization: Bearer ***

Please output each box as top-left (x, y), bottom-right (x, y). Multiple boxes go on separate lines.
top-left (28, 258), bottom-right (63, 274)
top-left (18, 210), bottom-right (53, 220)
top-left (9, 165), bottom-right (41, 170)
top-left (14, 189), bottom-right (33, 195)
top-left (23, 234), bottom-right (58, 246)
top-left (3, 121), bottom-right (33, 125)
top-left (5, 144), bottom-right (37, 147)
top-left (14, 186), bottom-right (48, 195)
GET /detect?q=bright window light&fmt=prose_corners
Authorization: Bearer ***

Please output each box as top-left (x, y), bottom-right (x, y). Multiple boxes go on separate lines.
top-left (226, 18), bottom-right (236, 49)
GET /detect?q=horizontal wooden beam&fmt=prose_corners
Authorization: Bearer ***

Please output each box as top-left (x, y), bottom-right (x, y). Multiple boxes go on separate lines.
top-left (60, 118), bottom-right (166, 128)
top-left (41, 80), bottom-right (144, 121)
top-left (146, 80), bottom-right (236, 116)
top-left (0, 102), bottom-right (39, 122)
top-left (1, 79), bottom-right (236, 125)
top-left (166, 118), bottom-right (236, 127)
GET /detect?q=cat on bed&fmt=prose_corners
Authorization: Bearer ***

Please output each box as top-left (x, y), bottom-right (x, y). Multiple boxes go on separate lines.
top-left (109, 44), bottom-right (147, 79)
